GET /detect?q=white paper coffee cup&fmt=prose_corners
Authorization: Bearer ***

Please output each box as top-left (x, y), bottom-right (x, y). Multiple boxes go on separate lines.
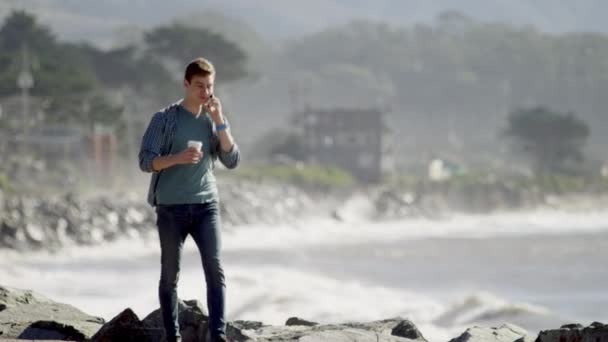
top-left (187, 140), bottom-right (202, 151)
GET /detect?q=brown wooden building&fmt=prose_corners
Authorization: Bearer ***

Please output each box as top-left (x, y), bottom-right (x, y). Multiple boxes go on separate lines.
top-left (294, 107), bottom-right (392, 183)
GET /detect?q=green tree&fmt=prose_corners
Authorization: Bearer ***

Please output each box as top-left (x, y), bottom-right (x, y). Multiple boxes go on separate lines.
top-left (0, 10), bottom-right (56, 51)
top-left (505, 107), bottom-right (590, 174)
top-left (0, 10), bottom-right (98, 98)
top-left (78, 44), bottom-right (177, 103)
top-left (145, 23), bottom-right (248, 82)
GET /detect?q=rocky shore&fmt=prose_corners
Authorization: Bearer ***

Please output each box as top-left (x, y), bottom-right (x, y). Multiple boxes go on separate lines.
top-left (2, 177), bottom-right (608, 252)
top-left (0, 180), bottom-right (332, 252)
top-left (0, 285), bottom-right (606, 342)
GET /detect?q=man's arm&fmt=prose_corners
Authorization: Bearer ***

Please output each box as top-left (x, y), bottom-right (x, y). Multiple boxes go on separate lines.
top-left (217, 125), bottom-right (235, 153)
top-left (152, 148), bottom-right (202, 171)
top-left (205, 96), bottom-right (240, 169)
top-left (214, 117), bottom-right (240, 169)
top-left (138, 112), bottom-right (164, 173)
top-left (151, 155), bottom-right (176, 172)
top-left (139, 111), bottom-right (202, 172)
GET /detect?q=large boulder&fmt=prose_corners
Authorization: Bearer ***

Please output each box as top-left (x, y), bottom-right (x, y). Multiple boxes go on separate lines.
top-left (0, 284), bottom-right (53, 307)
top-left (0, 285), bottom-right (104, 339)
top-left (140, 312), bottom-right (424, 342)
top-left (536, 322), bottom-right (608, 342)
top-left (18, 320), bottom-right (87, 340)
top-left (142, 299), bottom-right (254, 341)
top-left (142, 299), bottom-right (255, 342)
top-left (252, 317), bottom-right (427, 342)
top-left (448, 324), bottom-right (533, 342)
top-left (142, 299), bottom-right (209, 342)
top-left (91, 308), bottom-right (163, 342)
top-left (286, 317), bottom-right (319, 327)
top-left (391, 320), bottom-right (426, 340)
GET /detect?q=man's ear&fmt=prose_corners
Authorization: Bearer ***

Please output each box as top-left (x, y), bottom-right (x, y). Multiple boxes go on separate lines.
top-left (183, 79), bottom-right (189, 88)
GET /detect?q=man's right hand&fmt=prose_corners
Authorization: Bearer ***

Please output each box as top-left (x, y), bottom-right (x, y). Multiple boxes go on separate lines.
top-left (151, 147), bottom-right (202, 172)
top-left (173, 147), bottom-right (203, 164)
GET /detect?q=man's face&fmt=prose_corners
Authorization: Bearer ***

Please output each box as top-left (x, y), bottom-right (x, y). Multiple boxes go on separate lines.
top-left (184, 74), bottom-right (214, 105)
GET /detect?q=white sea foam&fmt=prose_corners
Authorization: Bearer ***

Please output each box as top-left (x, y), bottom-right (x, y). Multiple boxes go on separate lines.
top-left (1, 211), bottom-right (602, 341)
top-left (222, 209), bottom-right (608, 251)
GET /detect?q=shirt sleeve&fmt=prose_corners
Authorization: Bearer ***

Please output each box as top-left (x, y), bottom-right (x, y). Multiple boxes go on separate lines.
top-left (138, 111), bottom-right (164, 173)
top-left (214, 117), bottom-right (240, 169)
top-left (217, 142), bottom-right (241, 169)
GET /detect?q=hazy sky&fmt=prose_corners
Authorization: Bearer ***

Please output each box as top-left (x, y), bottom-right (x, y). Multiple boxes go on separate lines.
top-left (1, 0), bottom-right (607, 48)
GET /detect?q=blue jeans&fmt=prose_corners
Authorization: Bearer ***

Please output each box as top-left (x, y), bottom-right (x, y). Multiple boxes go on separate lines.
top-left (156, 202), bottom-right (226, 341)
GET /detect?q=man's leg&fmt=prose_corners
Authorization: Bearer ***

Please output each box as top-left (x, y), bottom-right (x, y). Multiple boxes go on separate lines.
top-left (190, 202), bottom-right (226, 340)
top-left (157, 205), bottom-right (189, 342)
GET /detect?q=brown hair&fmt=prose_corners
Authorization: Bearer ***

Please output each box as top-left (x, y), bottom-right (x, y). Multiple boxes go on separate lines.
top-left (184, 57), bottom-right (215, 82)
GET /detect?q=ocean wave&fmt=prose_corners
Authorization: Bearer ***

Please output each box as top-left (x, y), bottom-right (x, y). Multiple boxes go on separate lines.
top-left (434, 292), bottom-right (565, 334)
top-left (221, 211), bottom-right (608, 251)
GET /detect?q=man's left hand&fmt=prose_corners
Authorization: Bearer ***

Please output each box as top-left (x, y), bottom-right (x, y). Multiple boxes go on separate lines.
top-left (205, 96), bottom-right (224, 124)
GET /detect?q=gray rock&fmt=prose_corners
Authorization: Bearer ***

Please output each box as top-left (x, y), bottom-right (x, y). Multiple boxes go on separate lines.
top-left (342, 318), bottom-right (426, 340)
top-left (18, 320), bottom-right (87, 340)
top-left (143, 299), bottom-right (207, 326)
top-left (0, 285), bottom-right (104, 339)
top-left (251, 318), bottom-right (425, 342)
top-left (0, 285), bottom-right (53, 307)
top-left (226, 322), bottom-right (255, 342)
top-left (536, 322), bottom-right (608, 342)
top-left (286, 317), bottom-right (319, 326)
top-left (391, 320), bottom-right (425, 340)
top-left (91, 308), bottom-right (163, 342)
top-left (448, 324), bottom-right (532, 342)
top-left (231, 320), bottom-right (264, 330)
top-left (0, 180), bottom-right (325, 252)
top-left (142, 299), bottom-right (209, 342)
top-left (142, 299), bottom-right (254, 341)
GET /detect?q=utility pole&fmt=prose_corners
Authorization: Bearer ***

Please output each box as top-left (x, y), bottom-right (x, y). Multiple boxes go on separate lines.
top-left (17, 45), bottom-right (34, 153)
top-left (121, 85), bottom-right (137, 181)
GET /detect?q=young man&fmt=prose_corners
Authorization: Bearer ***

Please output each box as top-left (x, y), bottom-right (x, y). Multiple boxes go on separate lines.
top-left (138, 58), bottom-right (240, 342)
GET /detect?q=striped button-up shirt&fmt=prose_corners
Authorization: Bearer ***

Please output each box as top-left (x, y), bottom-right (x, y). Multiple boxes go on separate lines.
top-left (138, 99), bottom-right (240, 206)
